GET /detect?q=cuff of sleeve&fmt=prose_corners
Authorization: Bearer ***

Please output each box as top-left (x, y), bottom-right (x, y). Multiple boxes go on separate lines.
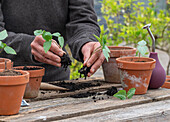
top-left (69, 29), bottom-right (99, 62)
top-left (21, 34), bottom-right (44, 65)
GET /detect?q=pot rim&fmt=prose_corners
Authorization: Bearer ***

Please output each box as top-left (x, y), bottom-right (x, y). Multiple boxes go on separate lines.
top-left (0, 58), bottom-right (11, 63)
top-left (116, 57), bottom-right (156, 70)
top-left (0, 69), bottom-right (29, 85)
top-left (13, 66), bottom-right (45, 77)
top-left (108, 46), bottom-right (136, 58)
top-left (108, 46), bottom-right (136, 50)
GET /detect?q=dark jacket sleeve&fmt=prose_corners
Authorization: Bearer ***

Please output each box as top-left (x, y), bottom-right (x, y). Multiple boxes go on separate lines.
top-left (66, 0), bottom-right (100, 62)
top-left (0, 3), bottom-right (39, 65)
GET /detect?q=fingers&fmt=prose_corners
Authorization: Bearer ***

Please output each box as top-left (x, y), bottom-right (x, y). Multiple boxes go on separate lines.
top-left (50, 40), bottom-right (64, 57)
top-left (88, 52), bottom-right (105, 77)
top-left (81, 43), bottom-right (93, 66)
top-left (33, 51), bottom-right (61, 67)
top-left (81, 42), bottom-right (105, 77)
top-left (86, 47), bottom-right (101, 67)
top-left (31, 36), bottom-right (62, 67)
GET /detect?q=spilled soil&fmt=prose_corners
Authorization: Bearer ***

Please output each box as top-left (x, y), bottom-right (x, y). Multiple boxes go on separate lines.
top-left (50, 80), bottom-right (101, 93)
top-left (50, 79), bottom-right (118, 99)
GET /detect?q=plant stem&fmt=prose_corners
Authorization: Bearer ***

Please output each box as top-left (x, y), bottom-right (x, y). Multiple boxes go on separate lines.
top-left (85, 45), bottom-right (102, 65)
top-left (0, 49), bottom-right (3, 53)
top-left (91, 46), bottom-right (102, 56)
top-left (138, 53), bottom-right (140, 62)
top-left (5, 60), bottom-right (7, 71)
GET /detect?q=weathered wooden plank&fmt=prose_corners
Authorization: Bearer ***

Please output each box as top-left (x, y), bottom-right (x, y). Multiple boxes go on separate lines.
top-left (0, 95), bottom-right (152, 122)
top-left (1, 88), bottom-right (170, 121)
top-left (60, 99), bottom-right (170, 122)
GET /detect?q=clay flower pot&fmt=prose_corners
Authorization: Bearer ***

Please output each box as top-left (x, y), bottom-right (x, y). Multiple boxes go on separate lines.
top-left (102, 46), bottom-right (136, 83)
top-left (0, 70), bottom-right (29, 115)
top-left (14, 66), bottom-right (45, 99)
top-left (116, 57), bottom-right (156, 94)
top-left (0, 58), bottom-right (13, 69)
top-left (161, 76), bottom-right (170, 89)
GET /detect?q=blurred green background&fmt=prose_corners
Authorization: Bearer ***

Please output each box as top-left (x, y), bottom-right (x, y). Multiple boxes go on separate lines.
top-left (69, 0), bottom-right (170, 79)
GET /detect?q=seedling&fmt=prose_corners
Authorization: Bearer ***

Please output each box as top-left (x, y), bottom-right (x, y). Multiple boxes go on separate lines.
top-left (0, 30), bottom-right (16, 55)
top-left (78, 30), bottom-right (110, 79)
top-left (113, 88), bottom-right (136, 100)
top-left (137, 40), bottom-right (148, 58)
top-left (34, 30), bottom-right (71, 70)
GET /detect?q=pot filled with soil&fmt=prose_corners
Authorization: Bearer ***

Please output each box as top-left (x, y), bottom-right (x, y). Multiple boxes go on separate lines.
top-left (0, 58), bottom-right (13, 69)
top-left (161, 75), bottom-right (170, 89)
top-left (116, 57), bottom-right (156, 94)
top-left (0, 69), bottom-right (29, 115)
top-left (102, 46), bottom-right (136, 83)
top-left (14, 66), bottom-right (45, 99)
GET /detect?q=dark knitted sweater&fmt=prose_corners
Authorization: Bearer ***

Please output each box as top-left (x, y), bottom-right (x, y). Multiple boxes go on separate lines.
top-left (0, 0), bottom-right (100, 82)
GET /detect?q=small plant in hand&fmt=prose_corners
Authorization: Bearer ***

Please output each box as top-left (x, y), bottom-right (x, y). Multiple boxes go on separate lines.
top-left (34, 30), bottom-right (72, 70)
top-left (0, 30), bottom-right (20, 76)
top-left (113, 88), bottom-right (136, 100)
top-left (0, 30), bottom-right (16, 55)
top-left (78, 31), bottom-right (110, 79)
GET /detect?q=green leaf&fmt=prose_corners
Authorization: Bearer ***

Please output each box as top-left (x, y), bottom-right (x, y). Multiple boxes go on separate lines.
top-left (52, 32), bottom-right (61, 37)
top-left (105, 45), bottom-right (110, 53)
top-left (0, 30), bottom-right (8, 40)
top-left (138, 40), bottom-right (147, 46)
top-left (43, 40), bottom-right (52, 53)
top-left (93, 34), bottom-right (101, 42)
top-left (103, 48), bottom-right (110, 62)
top-left (34, 30), bottom-right (43, 36)
top-left (113, 90), bottom-right (126, 100)
top-left (127, 88), bottom-right (136, 99)
top-left (58, 36), bottom-right (64, 48)
top-left (137, 45), bottom-right (148, 56)
top-left (137, 40), bottom-right (148, 56)
top-left (4, 46), bottom-right (16, 55)
top-left (0, 41), bottom-right (3, 48)
top-left (42, 32), bottom-right (52, 42)
top-left (102, 35), bottom-right (107, 45)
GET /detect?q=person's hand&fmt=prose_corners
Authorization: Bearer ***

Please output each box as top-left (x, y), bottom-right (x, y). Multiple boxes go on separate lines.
top-left (31, 35), bottom-right (64, 67)
top-left (81, 42), bottom-right (105, 77)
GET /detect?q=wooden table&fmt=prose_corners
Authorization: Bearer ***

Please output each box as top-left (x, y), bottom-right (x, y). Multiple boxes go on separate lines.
top-left (1, 78), bottom-right (170, 122)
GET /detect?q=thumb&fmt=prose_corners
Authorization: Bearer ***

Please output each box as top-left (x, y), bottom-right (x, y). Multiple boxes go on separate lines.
top-left (81, 43), bottom-right (93, 66)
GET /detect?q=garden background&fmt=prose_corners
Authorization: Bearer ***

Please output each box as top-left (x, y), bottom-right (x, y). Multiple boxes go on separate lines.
top-left (69, 0), bottom-right (170, 79)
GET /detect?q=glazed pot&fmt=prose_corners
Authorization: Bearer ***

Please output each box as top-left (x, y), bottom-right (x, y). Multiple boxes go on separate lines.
top-left (14, 66), bottom-right (45, 99)
top-left (102, 46), bottom-right (136, 83)
top-left (116, 57), bottom-right (156, 94)
top-left (161, 75), bottom-right (170, 89)
top-left (0, 58), bottom-right (13, 69)
top-left (0, 70), bottom-right (29, 115)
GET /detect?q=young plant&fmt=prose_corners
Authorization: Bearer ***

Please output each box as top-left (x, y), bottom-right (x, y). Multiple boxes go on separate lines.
top-left (34, 30), bottom-right (71, 70)
top-left (78, 31), bottom-right (110, 79)
top-left (113, 88), bottom-right (136, 100)
top-left (0, 30), bottom-right (16, 55)
top-left (137, 40), bottom-right (148, 59)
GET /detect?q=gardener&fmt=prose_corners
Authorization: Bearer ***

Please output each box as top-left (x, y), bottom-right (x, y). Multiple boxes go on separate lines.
top-left (0, 0), bottom-right (105, 82)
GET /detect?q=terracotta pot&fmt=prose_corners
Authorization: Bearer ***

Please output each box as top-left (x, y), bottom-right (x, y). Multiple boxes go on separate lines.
top-left (116, 57), bottom-right (156, 94)
top-left (0, 58), bottom-right (13, 69)
top-left (161, 76), bottom-right (170, 89)
top-left (0, 70), bottom-right (29, 115)
top-left (102, 46), bottom-right (136, 83)
top-left (14, 66), bottom-right (45, 99)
